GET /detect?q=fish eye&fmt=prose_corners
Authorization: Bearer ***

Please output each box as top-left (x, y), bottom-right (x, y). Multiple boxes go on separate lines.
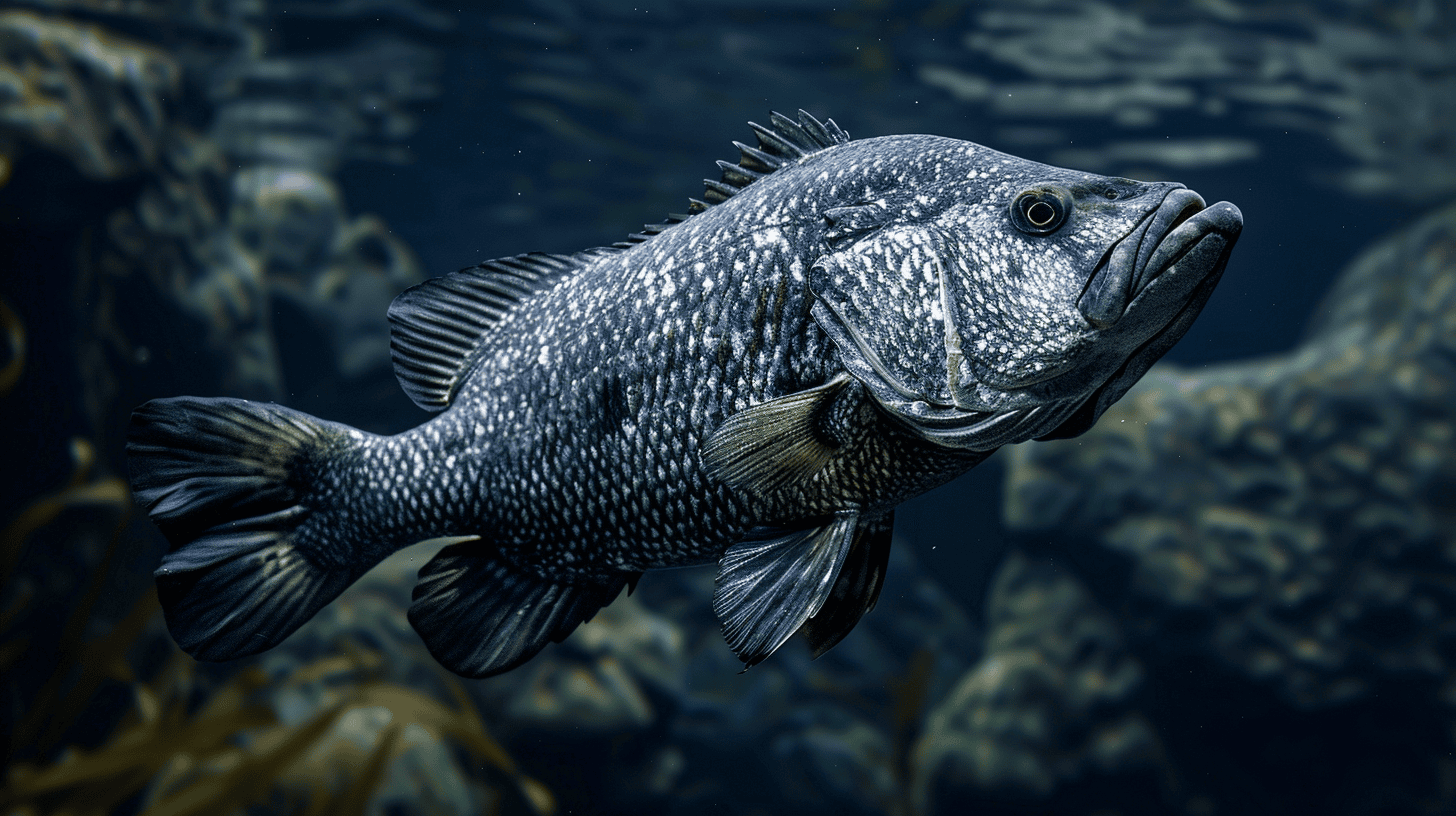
top-left (1104, 188), bottom-right (1120, 200)
top-left (1009, 187), bottom-right (1071, 235)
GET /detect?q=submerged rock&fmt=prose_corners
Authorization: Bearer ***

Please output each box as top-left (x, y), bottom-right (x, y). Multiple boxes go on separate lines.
top-left (911, 551), bottom-right (1160, 812)
top-left (0, 10), bottom-right (178, 180)
top-left (1005, 200), bottom-right (1456, 707)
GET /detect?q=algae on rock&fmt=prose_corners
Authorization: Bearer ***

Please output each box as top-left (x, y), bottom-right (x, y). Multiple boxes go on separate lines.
top-left (1006, 201), bottom-right (1456, 707)
top-left (912, 551), bottom-right (1160, 810)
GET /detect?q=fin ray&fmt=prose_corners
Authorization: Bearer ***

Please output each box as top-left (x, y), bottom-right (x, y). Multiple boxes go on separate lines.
top-left (700, 376), bottom-right (851, 498)
top-left (749, 120), bottom-right (808, 159)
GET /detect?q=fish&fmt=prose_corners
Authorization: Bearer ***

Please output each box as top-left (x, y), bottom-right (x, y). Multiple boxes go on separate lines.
top-left (126, 110), bottom-right (1243, 677)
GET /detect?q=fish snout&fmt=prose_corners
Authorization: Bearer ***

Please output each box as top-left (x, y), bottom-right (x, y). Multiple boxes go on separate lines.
top-left (1136, 199), bottom-right (1243, 284)
top-left (1078, 188), bottom-right (1209, 329)
top-left (1197, 201), bottom-right (1244, 236)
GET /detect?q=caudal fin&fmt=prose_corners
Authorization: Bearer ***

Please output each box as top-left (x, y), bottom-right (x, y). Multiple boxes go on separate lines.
top-left (127, 397), bottom-right (363, 661)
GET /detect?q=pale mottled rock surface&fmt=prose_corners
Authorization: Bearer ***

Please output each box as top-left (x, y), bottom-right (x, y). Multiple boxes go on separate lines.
top-left (1005, 202), bottom-right (1456, 707)
top-left (912, 551), bottom-right (1159, 809)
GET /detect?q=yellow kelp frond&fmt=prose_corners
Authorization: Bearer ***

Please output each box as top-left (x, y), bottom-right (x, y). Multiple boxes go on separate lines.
top-left (5, 642), bottom-right (553, 816)
top-left (0, 296), bottom-right (22, 396)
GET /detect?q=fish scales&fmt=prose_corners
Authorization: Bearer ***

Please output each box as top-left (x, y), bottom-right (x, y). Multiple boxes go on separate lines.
top-left (127, 112), bottom-right (1243, 676)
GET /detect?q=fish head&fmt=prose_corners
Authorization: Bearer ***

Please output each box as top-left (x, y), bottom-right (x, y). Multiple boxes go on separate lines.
top-left (807, 136), bottom-right (1243, 450)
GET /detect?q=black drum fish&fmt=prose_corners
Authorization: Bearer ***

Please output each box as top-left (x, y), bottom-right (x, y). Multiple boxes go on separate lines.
top-left (127, 111), bottom-right (1243, 677)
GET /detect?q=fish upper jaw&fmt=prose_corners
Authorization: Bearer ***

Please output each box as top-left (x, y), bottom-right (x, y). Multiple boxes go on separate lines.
top-left (1078, 187), bottom-right (1208, 329)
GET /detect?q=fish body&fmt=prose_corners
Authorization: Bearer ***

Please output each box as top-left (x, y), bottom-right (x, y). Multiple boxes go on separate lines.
top-left (128, 112), bottom-right (1243, 676)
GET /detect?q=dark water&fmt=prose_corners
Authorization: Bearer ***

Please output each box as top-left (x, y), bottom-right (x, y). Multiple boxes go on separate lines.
top-left (2, 1), bottom-right (1452, 814)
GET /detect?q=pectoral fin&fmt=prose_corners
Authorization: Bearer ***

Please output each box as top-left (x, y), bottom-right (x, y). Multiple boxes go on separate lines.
top-left (712, 514), bottom-right (858, 668)
top-left (700, 376), bottom-right (852, 499)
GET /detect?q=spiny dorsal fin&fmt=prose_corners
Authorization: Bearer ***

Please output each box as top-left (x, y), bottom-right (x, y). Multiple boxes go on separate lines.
top-left (691, 109), bottom-right (849, 214)
top-left (624, 109), bottom-right (850, 236)
top-left (606, 111), bottom-right (852, 246)
top-left (388, 249), bottom-right (617, 411)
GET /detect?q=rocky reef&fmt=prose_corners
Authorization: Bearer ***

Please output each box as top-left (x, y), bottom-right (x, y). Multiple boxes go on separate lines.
top-left (1006, 201), bottom-right (1456, 707)
top-left (1, 0), bottom-right (432, 421)
top-left (927, 201), bottom-right (1456, 813)
top-left (1, 1), bottom-right (448, 812)
top-left (912, 551), bottom-right (1159, 810)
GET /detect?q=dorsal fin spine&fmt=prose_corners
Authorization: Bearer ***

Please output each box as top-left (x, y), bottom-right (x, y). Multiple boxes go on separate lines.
top-left (768, 110), bottom-right (811, 135)
top-left (734, 141), bottom-right (783, 172)
top-left (718, 161), bottom-right (765, 187)
top-left (688, 110), bottom-right (850, 215)
top-left (749, 122), bottom-right (807, 158)
top-left (703, 179), bottom-right (737, 203)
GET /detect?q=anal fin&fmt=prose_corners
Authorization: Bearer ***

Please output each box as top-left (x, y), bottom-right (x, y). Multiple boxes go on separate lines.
top-left (713, 514), bottom-right (858, 668)
top-left (408, 541), bottom-right (634, 678)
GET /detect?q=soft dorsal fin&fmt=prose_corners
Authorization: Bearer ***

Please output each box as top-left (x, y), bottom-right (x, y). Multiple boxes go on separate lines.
top-left (390, 110), bottom-right (851, 411)
top-left (388, 249), bottom-right (616, 411)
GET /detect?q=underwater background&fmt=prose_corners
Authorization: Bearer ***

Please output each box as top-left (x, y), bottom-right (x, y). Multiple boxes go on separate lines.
top-left (1, 0), bottom-right (1453, 813)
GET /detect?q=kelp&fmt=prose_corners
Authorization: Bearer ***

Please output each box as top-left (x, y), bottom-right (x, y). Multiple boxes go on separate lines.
top-left (2, 378), bottom-right (547, 816)
top-left (0, 296), bottom-right (21, 396)
top-left (4, 642), bottom-right (554, 816)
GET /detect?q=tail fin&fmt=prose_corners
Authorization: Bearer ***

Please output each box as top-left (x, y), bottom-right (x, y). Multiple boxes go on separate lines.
top-left (127, 397), bottom-right (363, 662)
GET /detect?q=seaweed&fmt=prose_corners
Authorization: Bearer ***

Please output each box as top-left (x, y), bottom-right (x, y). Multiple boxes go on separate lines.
top-left (0, 436), bottom-right (135, 763)
top-left (3, 623), bottom-right (554, 816)
top-left (1, 307), bottom-right (549, 816)
top-left (0, 296), bottom-right (22, 397)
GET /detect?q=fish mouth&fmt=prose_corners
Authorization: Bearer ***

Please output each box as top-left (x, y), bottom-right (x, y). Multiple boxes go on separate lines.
top-left (1039, 197), bottom-right (1243, 442)
top-left (1078, 188), bottom-right (1216, 328)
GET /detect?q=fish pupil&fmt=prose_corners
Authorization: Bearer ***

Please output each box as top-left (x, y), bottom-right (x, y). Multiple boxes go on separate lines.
top-left (1026, 200), bottom-right (1056, 226)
